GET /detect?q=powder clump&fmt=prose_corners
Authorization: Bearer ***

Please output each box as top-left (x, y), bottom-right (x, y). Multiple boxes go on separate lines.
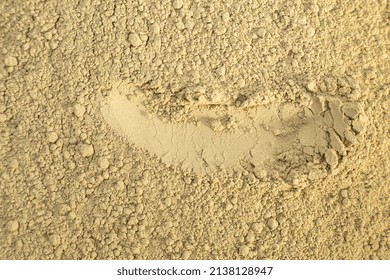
top-left (4, 55), bottom-right (18, 67)
top-left (79, 144), bottom-right (94, 158)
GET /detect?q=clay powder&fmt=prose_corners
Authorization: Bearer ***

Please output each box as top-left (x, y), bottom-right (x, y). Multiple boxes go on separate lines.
top-left (0, 0), bottom-right (389, 260)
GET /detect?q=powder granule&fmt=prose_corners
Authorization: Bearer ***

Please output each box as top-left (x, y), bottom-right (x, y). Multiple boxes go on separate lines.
top-left (266, 218), bottom-right (279, 231)
top-left (128, 33), bottom-right (142, 47)
top-left (73, 103), bottom-right (86, 118)
top-left (98, 157), bottom-right (110, 170)
top-left (172, 0), bottom-right (184, 9)
top-left (47, 131), bottom-right (59, 143)
top-left (6, 220), bottom-right (19, 232)
top-left (4, 55), bottom-right (18, 67)
top-left (79, 144), bottom-right (94, 157)
top-left (325, 149), bottom-right (339, 167)
top-left (239, 245), bottom-right (250, 257)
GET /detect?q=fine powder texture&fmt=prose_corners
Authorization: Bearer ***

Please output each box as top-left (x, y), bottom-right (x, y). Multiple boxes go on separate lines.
top-left (0, 0), bottom-right (389, 260)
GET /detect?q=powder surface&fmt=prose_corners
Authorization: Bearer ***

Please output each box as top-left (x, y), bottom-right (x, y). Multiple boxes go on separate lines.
top-left (0, 0), bottom-right (389, 260)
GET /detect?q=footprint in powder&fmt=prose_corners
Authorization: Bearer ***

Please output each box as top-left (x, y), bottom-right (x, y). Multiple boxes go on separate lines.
top-left (101, 81), bottom-right (366, 177)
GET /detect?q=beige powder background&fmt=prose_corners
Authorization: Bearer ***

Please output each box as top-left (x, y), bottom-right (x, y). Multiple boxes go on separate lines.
top-left (0, 0), bottom-right (389, 259)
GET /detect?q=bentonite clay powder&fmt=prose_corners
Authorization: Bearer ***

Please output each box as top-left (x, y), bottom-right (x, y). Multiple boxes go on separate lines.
top-left (0, 0), bottom-right (389, 260)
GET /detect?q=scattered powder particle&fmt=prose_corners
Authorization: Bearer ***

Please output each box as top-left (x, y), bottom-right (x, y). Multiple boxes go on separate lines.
top-left (182, 251), bottom-right (190, 259)
top-left (98, 157), bottom-right (110, 170)
top-left (79, 144), bottom-right (94, 157)
top-left (115, 180), bottom-right (126, 191)
top-left (251, 223), bottom-right (263, 234)
top-left (4, 55), bottom-right (18, 67)
top-left (307, 81), bottom-right (317, 92)
top-left (128, 33), bottom-right (142, 47)
top-left (0, 113), bottom-right (6, 123)
top-left (215, 65), bottom-right (226, 76)
top-left (245, 231), bottom-right (256, 243)
top-left (273, 129), bottom-right (282, 136)
top-left (47, 131), bottom-right (58, 143)
top-left (215, 24), bottom-right (227, 36)
top-left (149, 22), bottom-right (160, 34)
top-left (48, 234), bottom-right (61, 246)
top-left (164, 197), bottom-right (172, 207)
top-left (267, 218), bottom-right (279, 231)
top-left (222, 12), bottom-right (230, 22)
top-left (6, 220), bottom-right (19, 232)
top-left (73, 103), bottom-right (86, 117)
top-left (237, 78), bottom-right (246, 88)
top-left (306, 26), bottom-right (316, 37)
top-left (172, 0), bottom-right (183, 9)
top-left (352, 119), bottom-right (364, 133)
top-left (57, 203), bottom-right (71, 215)
top-left (325, 149), bottom-right (339, 166)
top-left (131, 245), bottom-right (141, 255)
top-left (342, 103), bottom-right (360, 119)
top-left (239, 245), bottom-right (250, 256)
top-left (310, 95), bottom-right (326, 114)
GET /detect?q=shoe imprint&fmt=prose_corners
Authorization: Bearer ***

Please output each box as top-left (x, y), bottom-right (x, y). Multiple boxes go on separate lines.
top-left (101, 81), bottom-right (366, 176)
